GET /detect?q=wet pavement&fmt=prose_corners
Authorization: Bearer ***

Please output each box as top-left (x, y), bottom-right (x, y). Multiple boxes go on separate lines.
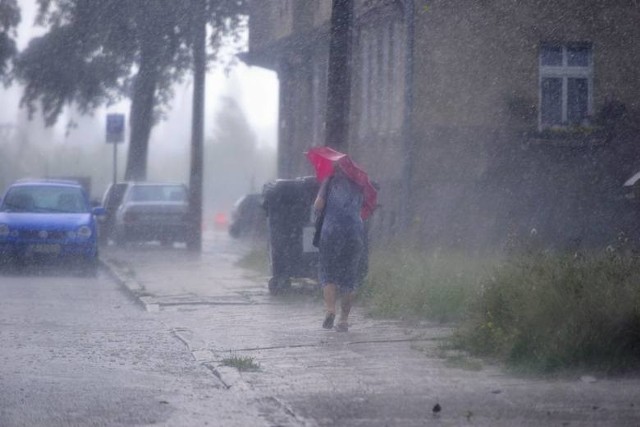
top-left (102, 231), bottom-right (640, 426)
top-left (0, 270), bottom-right (267, 427)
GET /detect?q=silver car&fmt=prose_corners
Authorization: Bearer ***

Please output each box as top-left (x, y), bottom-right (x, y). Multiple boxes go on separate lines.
top-left (113, 182), bottom-right (189, 246)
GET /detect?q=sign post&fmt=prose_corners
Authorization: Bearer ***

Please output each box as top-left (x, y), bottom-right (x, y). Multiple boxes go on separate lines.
top-left (106, 114), bottom-right (125, 186)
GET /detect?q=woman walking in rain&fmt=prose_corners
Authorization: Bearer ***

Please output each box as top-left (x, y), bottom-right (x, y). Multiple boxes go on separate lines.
top-left (308, 147), bottom-right (377, 332)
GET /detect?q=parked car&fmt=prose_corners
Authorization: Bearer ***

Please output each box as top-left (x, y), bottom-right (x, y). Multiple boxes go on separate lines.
top-left (229, 193), bottom-right (266, 239)
top-left (111, 182), bottom-right (189, 246)
top-left (0, 179), bottom-right (105, 275)
top-left (98, 182), bottom-right (129, 244)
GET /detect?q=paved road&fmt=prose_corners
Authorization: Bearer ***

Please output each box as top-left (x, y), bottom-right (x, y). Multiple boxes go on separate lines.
top-left (0, 268), bottom-right (266, 427)
top-left (102, 232), bottom-right (640, 426)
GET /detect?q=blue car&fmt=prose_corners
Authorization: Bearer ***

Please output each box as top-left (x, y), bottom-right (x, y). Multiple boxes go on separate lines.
top-left (0, 179), bottom-right (105, 275)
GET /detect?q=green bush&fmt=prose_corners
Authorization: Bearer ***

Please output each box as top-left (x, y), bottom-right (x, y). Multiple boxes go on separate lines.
top-left (363, 242), bottom-right (640, 372)
top-left (455, 252), bottom-right (640, 372)
top-left (236, 246), bottom-right (270, 275)
top-left (361, 246), bottom-right (490, 322)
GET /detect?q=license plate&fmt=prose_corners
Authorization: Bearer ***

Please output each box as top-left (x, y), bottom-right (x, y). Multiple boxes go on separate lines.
top-left (29, 244), bottom-right (61, 254)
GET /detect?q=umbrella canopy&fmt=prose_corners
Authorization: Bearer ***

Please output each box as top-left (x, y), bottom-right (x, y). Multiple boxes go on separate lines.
top-left (306, 146), bottom-right (378, 219)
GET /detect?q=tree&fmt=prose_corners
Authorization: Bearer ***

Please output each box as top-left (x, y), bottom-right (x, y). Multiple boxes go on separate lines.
top-left (204, 96), bottom-right (275, 211)
top-left (0, 0), bottom-right (20, 81)
top-left (15, 0), bottom-right (246, 180)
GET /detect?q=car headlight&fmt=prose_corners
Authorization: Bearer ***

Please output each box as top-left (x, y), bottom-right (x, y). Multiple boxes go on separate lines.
top-left (0, 224), bottom-right (8, 237)
top-left (76, 226), bottom-right (92, 239)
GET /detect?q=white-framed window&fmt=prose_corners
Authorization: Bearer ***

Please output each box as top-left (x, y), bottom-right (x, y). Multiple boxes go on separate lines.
top-left (539, 42), bottom-right (593, 129)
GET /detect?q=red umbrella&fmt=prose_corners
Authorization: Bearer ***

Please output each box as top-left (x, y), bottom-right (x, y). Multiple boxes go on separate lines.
top-left (306, 146), bottom-right (378, 220)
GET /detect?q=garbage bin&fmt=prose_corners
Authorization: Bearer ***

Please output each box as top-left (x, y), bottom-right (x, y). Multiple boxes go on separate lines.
top-left (262, 176), bottom-right (320, 293)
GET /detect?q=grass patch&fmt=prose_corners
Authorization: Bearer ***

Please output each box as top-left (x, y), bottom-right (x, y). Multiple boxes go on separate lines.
top-left (454, 252), bottom-right (640, 373)
top-left (361, 245), bottom-right (493, 323)
top-left (236, 246), bottom-right (270, 275)
top-left (220, 354), bottom-right (261, 372)
top-left (363, 242), bottom-right (640, 373)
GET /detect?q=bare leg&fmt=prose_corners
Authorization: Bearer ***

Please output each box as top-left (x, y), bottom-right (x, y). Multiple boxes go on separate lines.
top-left (323, 283), bottom-right (337, 314)
top-left (322, 283), bottom-right (337, 329)
top-left (339, 291), bottom-right (354, 324)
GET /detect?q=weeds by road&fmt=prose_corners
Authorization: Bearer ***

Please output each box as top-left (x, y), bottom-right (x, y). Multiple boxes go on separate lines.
top-left (221, 354), bottom-right (261, 372)
top-left (455, 252), bottom-right (640, 373)
top-left (364, 242), bottom-right (640, 373)
top-left (361, 245), bottom-right (493, 322)
top-left (237, 237), bottom-right (640, 373)
top-left (236, 246), bottom-right (270, 275)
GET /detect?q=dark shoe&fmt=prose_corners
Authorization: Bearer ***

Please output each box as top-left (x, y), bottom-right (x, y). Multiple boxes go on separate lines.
top-left (334, 322), bottom-right (349, 332)
top-left (322, 313), bottom-right (335, 329)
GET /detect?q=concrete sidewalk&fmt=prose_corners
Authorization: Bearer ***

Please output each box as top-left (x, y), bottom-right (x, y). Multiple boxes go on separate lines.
top-left (101, 232), bottom-right (640, 426)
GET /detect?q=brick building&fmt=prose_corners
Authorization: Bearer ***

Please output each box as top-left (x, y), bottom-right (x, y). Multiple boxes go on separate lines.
top-left (244, 0), bottom-right (640, 252)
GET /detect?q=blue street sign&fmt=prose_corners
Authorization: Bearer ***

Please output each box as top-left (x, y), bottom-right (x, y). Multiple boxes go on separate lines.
top-left (106, 113), bottom-right (125, 143)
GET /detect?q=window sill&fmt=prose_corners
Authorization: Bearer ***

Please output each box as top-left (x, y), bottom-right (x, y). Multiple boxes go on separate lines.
top-left (525, 128), bottom-right (608, 147)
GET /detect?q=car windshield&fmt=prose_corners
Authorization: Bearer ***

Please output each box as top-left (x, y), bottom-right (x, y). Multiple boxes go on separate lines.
top-left (130, 185), bottom-right (187, 202)
top-left (0, 185), bottom-right (88, 214)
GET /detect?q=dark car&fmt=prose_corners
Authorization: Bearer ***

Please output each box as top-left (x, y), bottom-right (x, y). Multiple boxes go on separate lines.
top-left (229, 194), bottom-right (266, 239)
top-left (0, 179), bottom-right (105, 275)
top-left (99, 182), bottom-right (129, 244)
top-left (111, 182), bottom-right (189, 246)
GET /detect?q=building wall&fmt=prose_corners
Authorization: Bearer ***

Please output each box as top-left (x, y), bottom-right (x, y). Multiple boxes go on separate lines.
top-left (410, 0), bottom-right (640, 250)
top-left (248, 0), bottom-right (333, 53)
top-left (248, 0), bottom-right (293, 53)
top-left (251, 0), bottom-right (409, 238)
top-left (350, 1), bottom-right (408, 237)
top-left (278, 47), bottom-right (328, 179)
top-left (413, 0), bottom-right (640, 133)
top-left (248, 0), bottom-right (640, 251)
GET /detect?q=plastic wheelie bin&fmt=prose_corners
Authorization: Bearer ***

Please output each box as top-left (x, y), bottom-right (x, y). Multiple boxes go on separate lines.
top-left (262, 176), bottom-right (320, 294)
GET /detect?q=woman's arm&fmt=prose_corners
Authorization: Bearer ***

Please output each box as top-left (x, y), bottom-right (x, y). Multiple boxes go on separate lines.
top-left (314, 178), bottom-right (329, 212)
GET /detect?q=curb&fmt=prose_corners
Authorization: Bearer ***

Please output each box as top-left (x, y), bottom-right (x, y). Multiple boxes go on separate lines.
top-left (99, 258), bottom-right (150, 311)
top-left (100, 257), bottom-right (253, 393)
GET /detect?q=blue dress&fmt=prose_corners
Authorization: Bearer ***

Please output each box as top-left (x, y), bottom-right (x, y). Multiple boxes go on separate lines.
top-left (318, 175), bottom-right (365, 291)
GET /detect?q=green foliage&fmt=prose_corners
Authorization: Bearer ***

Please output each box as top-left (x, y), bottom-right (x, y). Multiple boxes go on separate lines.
top-left (0, 0), bottom-right (20, 80)
top-left (17, 0), bottom-right (246, 123)
top-left (14, 0), bottom-right (247, 179)
top-left (455, 252), bottom-right (640, 372)
top-left (361, 244), bottom-right (491, 323)
top-left (363, 243), bottom-right (640, 372)
top-left (205, 96), bottom-right (265, 209)
top-left (221, 354), bottom-right (260, 372)
top-left (236, 246), bottom-right (270, 275)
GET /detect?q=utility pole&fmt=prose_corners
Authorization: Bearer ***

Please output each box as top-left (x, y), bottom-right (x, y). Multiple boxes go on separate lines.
top-left (187, 0), bottom-right (206, 252)
top-left (324, 0), bottom-right (354, 150)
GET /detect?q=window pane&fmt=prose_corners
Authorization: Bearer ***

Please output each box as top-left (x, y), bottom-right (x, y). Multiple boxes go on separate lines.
top-left (567, 78), bottom-right (589, 124)
top-left (540, 44), bottom-right (562, 66)
top-left (541, 78), bottom-right (563, 126)
top-left (567, 45), bottom-right (590, 66)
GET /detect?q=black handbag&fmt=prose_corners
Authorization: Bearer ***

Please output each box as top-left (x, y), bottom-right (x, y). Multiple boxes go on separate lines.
top-left (312, 178), bottom-right (332, 248)
top-left (312, 209), bottom-right (324, 248)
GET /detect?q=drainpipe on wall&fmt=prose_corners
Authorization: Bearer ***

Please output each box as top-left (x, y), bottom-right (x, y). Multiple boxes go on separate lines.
top-left (402, 0), bottom-right (415, 231)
